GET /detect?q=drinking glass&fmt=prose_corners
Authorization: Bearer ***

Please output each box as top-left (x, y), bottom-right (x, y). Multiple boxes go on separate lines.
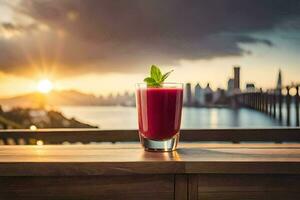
top-left (136, 83), bottom-right (183, 151)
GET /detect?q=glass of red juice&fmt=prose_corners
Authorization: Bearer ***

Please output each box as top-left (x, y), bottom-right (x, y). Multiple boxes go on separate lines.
top-left (136, 83), bottom-right (183, 151)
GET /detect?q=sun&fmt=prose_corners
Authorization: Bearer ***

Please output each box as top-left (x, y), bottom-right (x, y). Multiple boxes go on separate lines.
top-left (37, 79), bottom-right (53, 93)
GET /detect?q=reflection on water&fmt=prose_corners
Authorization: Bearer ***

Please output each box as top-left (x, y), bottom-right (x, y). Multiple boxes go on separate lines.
top-left (210, 109), bottom-right (218, 128)
top-left (182, 107), bottom-right (282, 129)
top-left (59, 106), bottom-right (285, 130)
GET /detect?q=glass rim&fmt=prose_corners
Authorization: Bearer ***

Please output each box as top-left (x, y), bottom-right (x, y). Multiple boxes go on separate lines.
top-left (136, 82), bottom-right (184, 87)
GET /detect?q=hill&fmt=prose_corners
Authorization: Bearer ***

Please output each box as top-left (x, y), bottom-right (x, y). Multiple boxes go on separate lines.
top-left (0, 90), bottom-right (100, 107)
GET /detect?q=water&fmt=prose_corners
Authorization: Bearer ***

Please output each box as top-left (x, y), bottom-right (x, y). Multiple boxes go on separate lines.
top-left (59, 106), bottom-right (285, 129)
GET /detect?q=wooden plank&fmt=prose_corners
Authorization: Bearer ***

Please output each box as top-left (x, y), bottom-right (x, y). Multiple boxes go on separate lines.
top-left (0, 129), bottom-right (139, 144)
top-left (179, 128), bottom-right (300, 142)
top-left (197, 174), bottom-right (300, 200)
top-left (0, 162), bottom-right (184, 176)
top-left (185, 162), bottom-right (300, 174)
top-left (188, 175), bottom-right (198, 200)
top-left (197, 191), bottom-right (300, 200)
top-left (174, 175), bottom-right (188, 200)
top-left (1, 128), bottom-right (300, 144)
top-left (0, 175), bottom-right (174, 200)
top-left (0, 144), bottom-right (300, 176)
top-left (2, 142), bottom-right (300, 149)
top-left (1, 144), bottom-right (300, 163)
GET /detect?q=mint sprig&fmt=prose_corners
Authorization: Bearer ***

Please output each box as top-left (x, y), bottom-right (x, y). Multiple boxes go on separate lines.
top-left (144, 65), bottom-right (173, 87)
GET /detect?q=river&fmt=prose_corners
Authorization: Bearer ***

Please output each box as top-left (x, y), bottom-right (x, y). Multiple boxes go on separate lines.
top-left (58, 106), bottom-right (289, 129)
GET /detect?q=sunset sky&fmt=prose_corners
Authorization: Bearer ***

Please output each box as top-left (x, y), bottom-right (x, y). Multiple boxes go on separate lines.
top-left (0, 0), bottom-right (300, 97)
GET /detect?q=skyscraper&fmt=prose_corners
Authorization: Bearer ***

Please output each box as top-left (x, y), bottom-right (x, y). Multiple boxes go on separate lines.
top-left (227, 78), bottom-right (234, 95)
top-left (185, 83), bottom-right (192, 106)
top-left (204, 83), bottom-right (213, 104)
top-left (276, 69), bottom-right (282, 90)
top-left (194, 83), bottom-right (204, 106)
top-left (234, 66), bottom-right (240, 90)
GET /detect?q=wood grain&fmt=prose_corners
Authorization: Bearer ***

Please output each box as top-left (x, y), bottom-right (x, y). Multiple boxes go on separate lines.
top-left (188, 175), bottom-right (198, 200)
top-left (0, 144), bottom-right (300, 176)
top-left (197, 174), bottom-right (300, 200)
top-left (174, 175), bottom-right (188, 200)
top-left (1, 128), bottom-right (300, 144)
top-left (0, 175), bottom-right (174, 200)
top-left (1, 144), bottom-right (300, 200)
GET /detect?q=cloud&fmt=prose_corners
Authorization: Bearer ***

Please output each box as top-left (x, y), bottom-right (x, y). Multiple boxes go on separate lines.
top-left (1, 22), bottom-right (38, 31)
top-left (0, 0), bottom-right (300, 76)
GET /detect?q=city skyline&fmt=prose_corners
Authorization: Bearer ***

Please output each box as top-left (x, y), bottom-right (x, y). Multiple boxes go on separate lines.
top-left (0, 1), bottom-right (300, 97)
top-left (0, 67), bottom-right (291, 100)
top-left (0, 67), bottom-right (288, 109)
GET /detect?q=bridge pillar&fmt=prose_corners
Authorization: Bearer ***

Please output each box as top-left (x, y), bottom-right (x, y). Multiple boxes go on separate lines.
top-left (273, 90), bottom-right (277, 118)
top-left (286, 87), bottom-right (291, 126)
top-left (265, 92), bottom-right (269, 114)
top-left (296, 86), bottom-right (299, 127)
top-left (269, 91), bottom-right (273, 116)
top-left (278, 88), bottom-right (283, 121)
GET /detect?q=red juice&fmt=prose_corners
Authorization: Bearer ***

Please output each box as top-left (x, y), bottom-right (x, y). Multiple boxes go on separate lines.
top-left (136, 87), bottom-right (183, 140)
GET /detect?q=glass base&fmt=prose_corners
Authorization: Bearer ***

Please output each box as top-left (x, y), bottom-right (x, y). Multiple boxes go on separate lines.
top-left (139, 132), bottom-right (179, 152)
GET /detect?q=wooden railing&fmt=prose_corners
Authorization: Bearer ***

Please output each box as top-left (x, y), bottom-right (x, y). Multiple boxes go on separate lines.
top-left (0, 128), bottom-right (300, 145)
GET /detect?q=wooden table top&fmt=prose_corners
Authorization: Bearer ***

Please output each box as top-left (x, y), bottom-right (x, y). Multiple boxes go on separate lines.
top-left (1, 143), bottom-right (300, 176)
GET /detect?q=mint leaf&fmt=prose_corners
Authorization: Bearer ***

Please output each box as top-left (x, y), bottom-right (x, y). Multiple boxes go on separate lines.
top-left (161, 70), bottom-right (174, 82)
top-left (144, 77), bottom-right (156, 84)
top-left (144, 77), bottom-right (160, 87)
top-left (150, 65), bottom-right (162, 82)
top-left (144, 65), bottom-right (173, 87)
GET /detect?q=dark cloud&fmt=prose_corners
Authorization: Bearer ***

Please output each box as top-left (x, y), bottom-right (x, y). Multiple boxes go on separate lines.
top-left (1, 22), bottom-right (39, 32)
top-left (0, 0), bottom-right (300, 76)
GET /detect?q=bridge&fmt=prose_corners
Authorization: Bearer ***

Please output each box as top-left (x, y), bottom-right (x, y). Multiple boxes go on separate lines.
top-left (233, 84), bottom-right (300, 127)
